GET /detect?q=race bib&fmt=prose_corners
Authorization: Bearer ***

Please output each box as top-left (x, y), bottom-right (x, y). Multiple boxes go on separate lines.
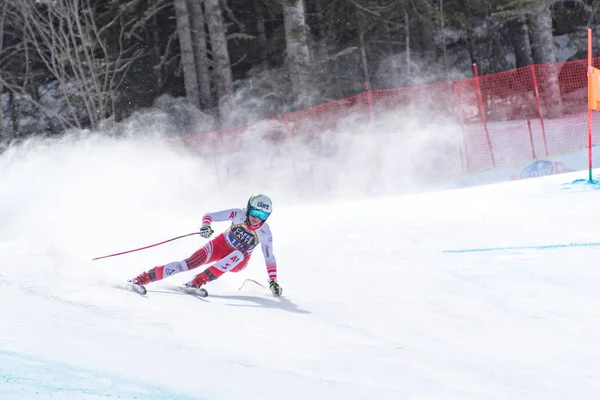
top-left (230, 224), bottom-right (259, 248)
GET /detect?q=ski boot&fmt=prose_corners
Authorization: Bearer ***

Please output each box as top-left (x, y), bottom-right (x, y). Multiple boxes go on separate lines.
top-left (127, 269), bottom-right (156, 295)
top-left (181, 271), bottom-right (211, 297)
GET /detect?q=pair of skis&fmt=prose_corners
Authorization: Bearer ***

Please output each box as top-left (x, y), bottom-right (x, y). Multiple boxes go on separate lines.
top-left (125, 278), bottom-right (267, 298)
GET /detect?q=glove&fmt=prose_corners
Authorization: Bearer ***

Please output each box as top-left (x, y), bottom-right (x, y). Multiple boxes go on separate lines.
top-left (269, 279), bottom-right (283, 297)
top-left (199, 224), bottom-right (214, 239)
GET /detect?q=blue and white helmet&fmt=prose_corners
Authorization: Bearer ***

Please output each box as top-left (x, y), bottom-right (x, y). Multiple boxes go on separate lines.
top-left (246, 194), bottom-right (272, 222)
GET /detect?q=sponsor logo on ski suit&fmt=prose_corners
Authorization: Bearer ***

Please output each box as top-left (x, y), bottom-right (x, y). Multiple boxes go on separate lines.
top-left (227, 223), bottom-right (259, 252)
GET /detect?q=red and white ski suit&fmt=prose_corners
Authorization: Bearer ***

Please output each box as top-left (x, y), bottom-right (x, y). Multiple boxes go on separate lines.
top-left (149, 208), bottom-right (277, 283)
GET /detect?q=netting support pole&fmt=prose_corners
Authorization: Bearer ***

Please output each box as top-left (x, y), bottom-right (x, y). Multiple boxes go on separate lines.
top-left (284, 106), bottom-right (291, 138)
top-left (527, 118), bottom-right (537, 159)
top-left (473, 63), bottom-right (496, 168)
top-left (453, 82), bottom-right (471, 173)
top-left (283, 106), bottom-right (299, 189)
top-left (365, 82), bottom-right (375, 123)
top-left (530, 64), bottom-right (549, 156)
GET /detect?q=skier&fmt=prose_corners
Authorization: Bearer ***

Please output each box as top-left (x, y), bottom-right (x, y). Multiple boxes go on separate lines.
top-left (128, 194), bottom-right (282, 297)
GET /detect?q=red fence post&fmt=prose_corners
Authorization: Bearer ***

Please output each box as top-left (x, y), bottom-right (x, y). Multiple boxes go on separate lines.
top-left (365, 82), bottom-right (375, 123)
top-left (283, 106), bottom-right (291, 138)
top-left (283, 106), bottom-right (299, 186)
top-left (588, 29), bottom-right (594, 182)
top-left (207, 130), bottom-right (224, 187)
top-left (453, 82), bottom-right (471, 173)
top-left (473, 63), bottom-right (496, 168)
top-left (529, 64), bottom-right (549, 156)
top-left (527, 118), bottom-right (537, 159)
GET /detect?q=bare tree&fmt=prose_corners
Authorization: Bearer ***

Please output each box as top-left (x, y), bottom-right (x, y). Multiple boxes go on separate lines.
top-left (204, 0), bottom-right (234, 119)
top-left (404, 4), bottom-right (412, 76)
top-left (313, 0), bottom-right (329, 62)
top-left (357, 17), bottom-right (370, 84)
top-left (439, 0), bottom-right (448, 74)
top-left (280, 0), bottom-right (313, 108)
top-left (254, 0), bottom-right (270, 70)
top-left (174, 0), bottom-right (201, 108)
top-left (508, 14), bottom-right (534, 68)
top-left (2, 0), bottom-right (149, 130)
top-left (458, 0), bottom-right (479, 66)
top-left (188, 0), bottom-right (212, 110)
top-left (527, 1), bottom-right (557, 65)
top-left (526, 0), bottom-right (563, 117)
top-left (151, 12), bottom-right (165, 91)
top-left (414, 0), bottom-right (436, 61)
top-left (0, 0), bottom-right (32, 137)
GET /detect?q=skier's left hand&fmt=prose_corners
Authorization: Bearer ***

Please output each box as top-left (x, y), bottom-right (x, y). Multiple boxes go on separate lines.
top-left (269, 279), bottom-right (283, 297)
top-left (199, 224), bottom-right (214, 239)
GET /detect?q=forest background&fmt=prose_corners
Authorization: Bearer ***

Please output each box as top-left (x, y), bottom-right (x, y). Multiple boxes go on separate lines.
top-left (0, 0), bottom-right (597, 143)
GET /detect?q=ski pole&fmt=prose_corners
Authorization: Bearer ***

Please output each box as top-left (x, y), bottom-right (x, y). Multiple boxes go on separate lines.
top-left (238, 279), bottom-right (266, 290)
top-left (92, 232), bottom-right (200, 261)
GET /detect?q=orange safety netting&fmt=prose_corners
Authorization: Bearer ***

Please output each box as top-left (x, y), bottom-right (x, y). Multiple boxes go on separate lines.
top-left (180, 57), bottom-right (600, 177)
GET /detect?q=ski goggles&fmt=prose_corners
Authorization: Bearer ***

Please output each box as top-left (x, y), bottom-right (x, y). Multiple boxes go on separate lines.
top-left (249, 208), bottom-right (270, 221)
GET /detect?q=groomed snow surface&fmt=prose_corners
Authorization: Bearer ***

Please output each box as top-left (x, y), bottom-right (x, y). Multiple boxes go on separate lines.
top-left (1, 134), bottom-right (600, 400)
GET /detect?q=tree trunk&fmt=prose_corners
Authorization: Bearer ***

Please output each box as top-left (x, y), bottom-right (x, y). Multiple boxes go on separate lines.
top-left (381, 18), bottom-right (399, 84)
top-left (527, 0), bottom-right (563, 118)
top-left (528, 1), bottom-right (556, 65)
top-left (8, 90), bottom-right (18, 138)
top-left (508, 15), bottom-right (533, 68)
top-left (188, 0), bottom-right (212, 110)
top-left (588, 0), bottom-right (600, 49)
top-left (417, 0), bottom-right (436, 61)
top-left (204, 0), bottom-right (234, 118)
top-left (151, 13), bottom-right (164, 91)
top-left (358, 18), bottom-right (370, 85)
top-left (254, 0), bottom-right (269, 70)
top-left (404, 7), bottom-right (411, 77)
top-left (174, 0), bottom-right (201, 108)
top-left (459, 0), bottom-right (477, 66)
top-left (439, 0), bottom-right (448, 75)
top-left (282, 0), bottom-right (313, 107)
top-left (314, 0), bottom-right (328, 61)
top-left (0, 82), bottom-right (4, 141)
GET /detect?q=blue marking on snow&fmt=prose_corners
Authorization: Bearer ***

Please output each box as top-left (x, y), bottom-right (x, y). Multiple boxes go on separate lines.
top-left (0, 349), bottom-right (202, 400)
top-left (561, 178), bottom-right (600, 191)
top-left (571, 178), bottom-right (599, 184)
top-left (444, 242), bottom-right (600, 253)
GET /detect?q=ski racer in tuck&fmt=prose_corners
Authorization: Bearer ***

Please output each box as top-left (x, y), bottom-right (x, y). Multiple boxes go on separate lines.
top-left (128, 194), bottom-right (282, 296)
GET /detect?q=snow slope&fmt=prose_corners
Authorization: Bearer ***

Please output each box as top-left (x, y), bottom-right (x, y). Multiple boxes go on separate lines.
top-left (2, 134), bottom-right (600, 399)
